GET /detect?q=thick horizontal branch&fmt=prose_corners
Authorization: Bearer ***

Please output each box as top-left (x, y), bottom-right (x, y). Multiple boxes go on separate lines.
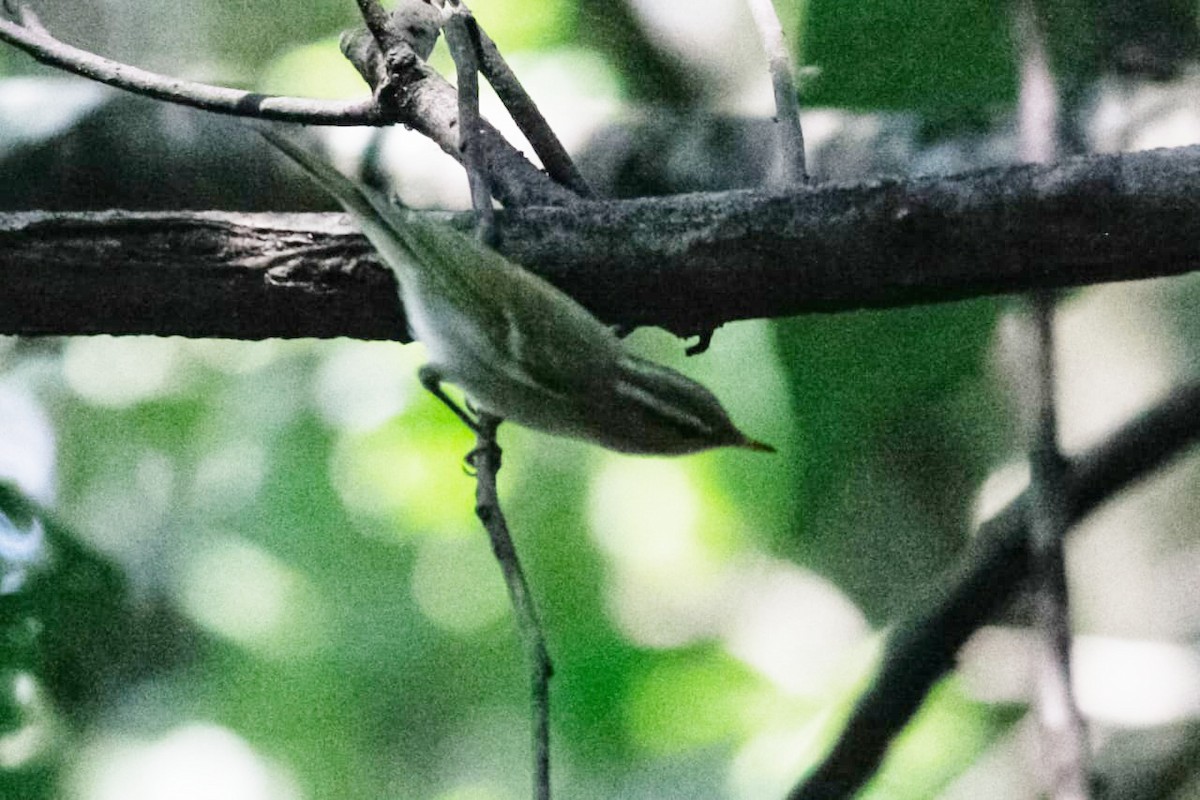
top-left (3, 145), bottom-right (1200, 339)
top-left (0, 212), bottom-right (396, 339)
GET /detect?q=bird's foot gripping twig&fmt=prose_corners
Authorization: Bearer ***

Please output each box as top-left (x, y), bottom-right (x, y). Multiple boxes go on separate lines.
top-left (418, 360), bottom-right (553, 798)
top-left (464, 413), bottom-right (502, 475)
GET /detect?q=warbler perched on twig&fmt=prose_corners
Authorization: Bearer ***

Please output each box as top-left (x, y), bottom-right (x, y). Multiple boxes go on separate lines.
top-left (262, 131), bottom-right (773, 456)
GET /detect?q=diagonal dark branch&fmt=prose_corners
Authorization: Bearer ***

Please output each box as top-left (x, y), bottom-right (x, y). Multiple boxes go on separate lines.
top-left (786, 380), bottom-right (1200, 800)
top-left (462, 6), bottom-right (593, 197)
top-left (5, 144), bottom-right (1200, 339)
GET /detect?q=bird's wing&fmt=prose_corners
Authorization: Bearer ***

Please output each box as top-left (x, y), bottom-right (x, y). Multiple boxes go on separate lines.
top-left (401, 215), bottom-right (625, 398)
top-left (264, 129), bottom-right (624, 398)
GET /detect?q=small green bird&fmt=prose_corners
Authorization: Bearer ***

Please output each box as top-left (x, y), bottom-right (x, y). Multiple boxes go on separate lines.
top-left (263, 131), bottom-right (772, 455)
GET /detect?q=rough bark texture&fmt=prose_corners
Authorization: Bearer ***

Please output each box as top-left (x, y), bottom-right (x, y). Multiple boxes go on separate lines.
top-left (3, 144), bottom-right (1200, 340)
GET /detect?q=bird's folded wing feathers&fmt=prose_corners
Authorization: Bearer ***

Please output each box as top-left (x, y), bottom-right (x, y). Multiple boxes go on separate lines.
top-left (399, 214), bottom-right (626, 398)
top-left (263, 129), bottom-right (625, 400)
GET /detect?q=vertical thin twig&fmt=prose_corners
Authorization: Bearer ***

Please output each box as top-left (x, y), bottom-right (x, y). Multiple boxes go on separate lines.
top-left (443, 4), bottom-right (496, 241)
top-left (745, 0), bottom-right (807, 185)
top-left (1014, 1), bottom-right (1090, 796)
top-left (471, 415), bottom-right (554, 800)
top-left (445, 4), bottom-right (552, 797)
top-left (1027, 291), bottom-right (1090, 800)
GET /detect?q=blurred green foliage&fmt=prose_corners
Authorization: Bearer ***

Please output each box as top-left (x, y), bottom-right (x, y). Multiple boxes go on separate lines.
top-left (0, 482), bottom-right (133, 797)
top-left (859, 678), bottom-right (1023, 799)
top-left (1, 0), bottom-right (1198, 799)
top-left (802, 0), bottom-right (1016, 111)
top-left (773, 300), bottom-right (1008, 621)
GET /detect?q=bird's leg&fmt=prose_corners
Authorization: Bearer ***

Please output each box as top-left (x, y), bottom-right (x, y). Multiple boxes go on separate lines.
top-left (418, 365), bottom-right (503, 472)
top-left (418, 364), bottom-right (480, 432)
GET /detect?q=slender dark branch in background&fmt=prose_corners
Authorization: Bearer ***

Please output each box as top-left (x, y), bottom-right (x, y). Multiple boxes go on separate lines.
top-left (744, 0), bottom-right (807, 184)
top-left (0, 6), bottom-right (388, 125)
top-left (786, 380), bottom-right (1200, 800)
top-left (1014, 1), bottom-right (1091, 795)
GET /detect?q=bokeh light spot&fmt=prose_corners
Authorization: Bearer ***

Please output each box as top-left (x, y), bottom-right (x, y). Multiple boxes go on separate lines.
top-left (176, 536), bottom-right (327, 659)
top-left (411, 534), bottom-right (509, 634)
top-left (69, 723), bottom-right (300, 800)
top-left (64, 336), bottom-right (182, 408)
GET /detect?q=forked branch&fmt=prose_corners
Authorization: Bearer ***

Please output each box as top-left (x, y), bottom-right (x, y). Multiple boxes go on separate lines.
top-left (0, 2), bottom-right (575, 206)
top-left (787, 380), bottom-right (1200, 800)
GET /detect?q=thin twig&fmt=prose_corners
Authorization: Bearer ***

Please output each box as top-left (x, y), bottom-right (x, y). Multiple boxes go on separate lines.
top-left (454, 1), bottom-right (592, 197)
top-left (446, 4), bottom-right (550, 795)
top-left (787, 380), bottom-right (1200, 800)
top-left (443, 3), bottom-right (496, 240)
top-left (353, 0), bottom-right (397, 52)
top-left (471, 415), bottom-right (554, 800)
top-left (1014, 2), bottom-right (1091, 795)
top-left (1027, 292), bottom-right (1090, 800)
top-left (0, 2), bottom-right (574, 205)
top-left (744, 0), bottom-right (807, 184)
top-left (0, 7), bottom-right (387, 125)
